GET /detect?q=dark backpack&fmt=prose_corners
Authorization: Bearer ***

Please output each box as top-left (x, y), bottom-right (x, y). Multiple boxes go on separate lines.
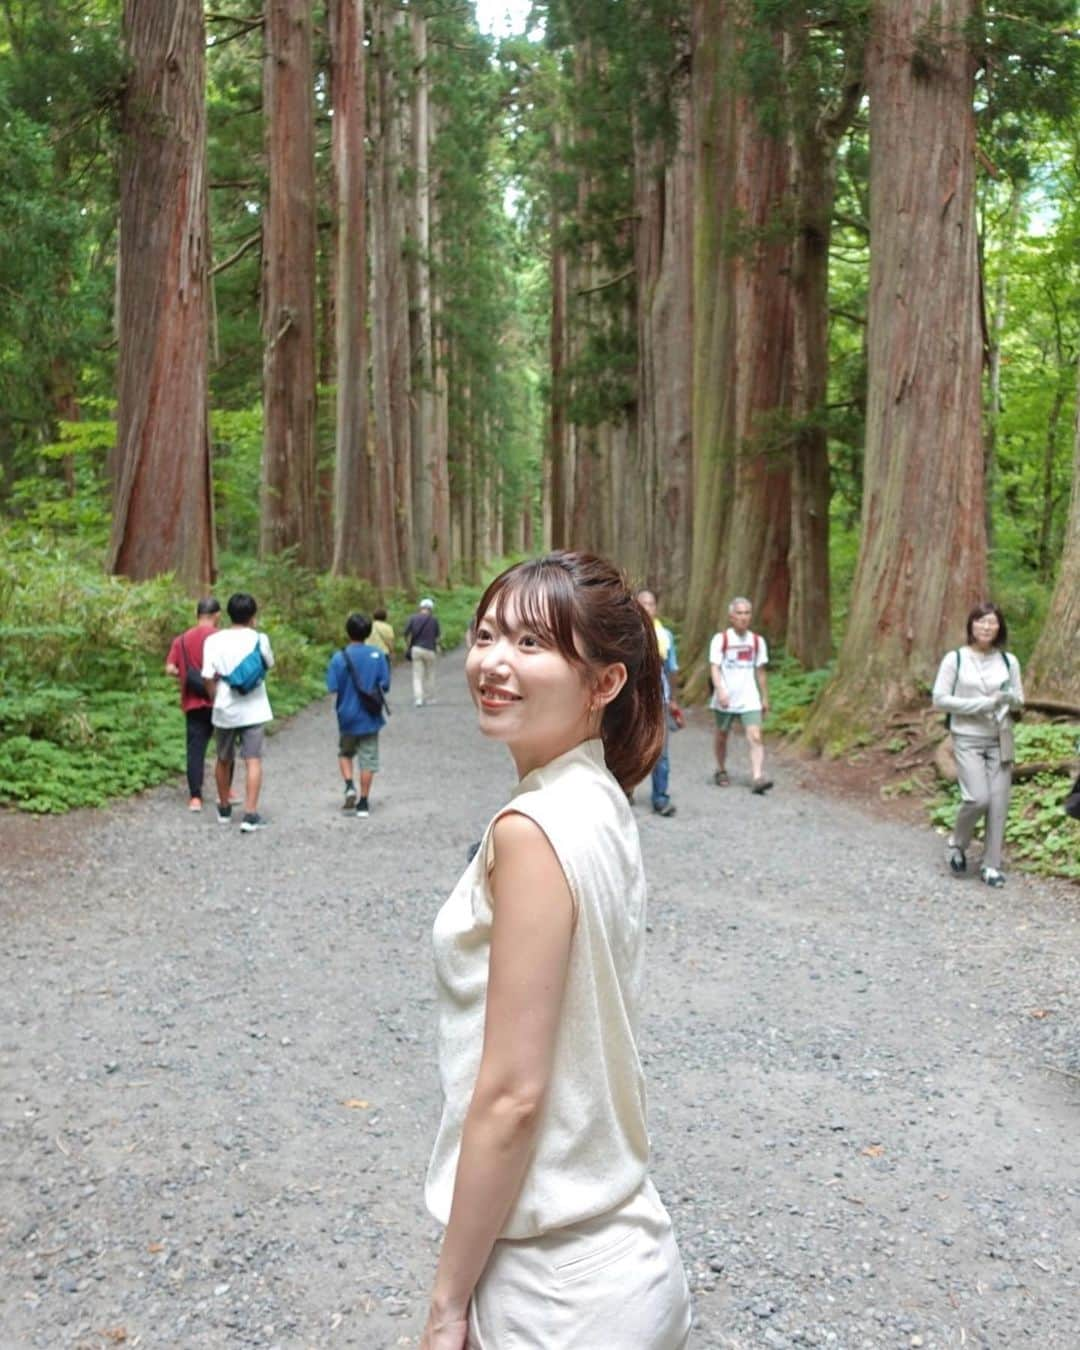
top-left (225, 634), bottom-right (267, 695)
top-left (180, 634), bottom-right (209, 701)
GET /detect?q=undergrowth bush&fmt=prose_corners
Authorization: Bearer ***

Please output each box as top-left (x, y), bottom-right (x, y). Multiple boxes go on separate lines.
top-left (930, 722), bottom-right (1080, 881)
top-left (0, 529), bottom-right (483, 813)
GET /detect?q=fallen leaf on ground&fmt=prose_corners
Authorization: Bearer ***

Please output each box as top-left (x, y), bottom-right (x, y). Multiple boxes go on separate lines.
top-left (147, 1242), bottom-right (164, 1254)
top-left (1029, 1008), bottom-right (1051, 1019)
top-left (343, 1098), bottom-right (370, 1110)
top-left (861, 1144), bottom-right (885, 1158)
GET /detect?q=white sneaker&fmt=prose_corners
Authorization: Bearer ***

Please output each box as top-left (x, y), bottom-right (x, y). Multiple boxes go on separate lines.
top-left (980, 866), bottom-right (1005, 888)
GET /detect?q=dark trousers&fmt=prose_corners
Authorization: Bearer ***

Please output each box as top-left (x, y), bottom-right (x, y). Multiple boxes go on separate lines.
top-left (185, 706), bottom-right (214, 798)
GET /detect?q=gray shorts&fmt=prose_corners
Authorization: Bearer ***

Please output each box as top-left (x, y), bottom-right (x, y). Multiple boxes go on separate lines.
top-left (215, 725), bottom-right (265, 762)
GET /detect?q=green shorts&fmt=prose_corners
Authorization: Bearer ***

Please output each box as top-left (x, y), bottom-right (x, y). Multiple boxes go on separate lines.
top-left (713, 709), bottom-right (763, 731)
top-left (340, 732), bottom-right (379, 771)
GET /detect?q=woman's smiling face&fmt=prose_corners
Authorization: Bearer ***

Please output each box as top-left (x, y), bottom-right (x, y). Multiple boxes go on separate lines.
top-left (466, 593), bottom-right (597, 775)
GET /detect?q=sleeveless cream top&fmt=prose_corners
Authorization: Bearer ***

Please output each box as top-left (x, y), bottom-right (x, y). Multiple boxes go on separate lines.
top-left (425, 738), bottom-right (650, 1240)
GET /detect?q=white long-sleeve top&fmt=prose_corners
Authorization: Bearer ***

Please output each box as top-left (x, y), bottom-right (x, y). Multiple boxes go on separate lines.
top-left (932, 645), bottom-right (1024, 739)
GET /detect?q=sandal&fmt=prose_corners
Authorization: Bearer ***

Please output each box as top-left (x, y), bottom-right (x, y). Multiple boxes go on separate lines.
top-left (712, 769), bottom-right (730, 787)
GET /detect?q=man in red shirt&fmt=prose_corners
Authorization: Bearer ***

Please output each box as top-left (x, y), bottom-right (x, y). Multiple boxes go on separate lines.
top-left (165, 598), bottom-right (221, 811)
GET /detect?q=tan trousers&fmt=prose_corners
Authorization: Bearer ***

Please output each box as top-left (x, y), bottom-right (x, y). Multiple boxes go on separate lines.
top-left (411, 646), bottom-right (436, 705)
top-left (467, 1179), bottom-right (692, 1349)
top-left (952, 734), bottom-right (1012, 870)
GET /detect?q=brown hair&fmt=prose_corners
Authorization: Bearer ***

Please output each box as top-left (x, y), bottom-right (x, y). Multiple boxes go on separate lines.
top-left (966, 602), bottom-right (1007, 647)
top-left (473, 551), bottom-right (665, 789)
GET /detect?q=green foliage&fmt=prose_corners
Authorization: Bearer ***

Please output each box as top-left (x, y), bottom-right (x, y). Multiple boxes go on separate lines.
top-left (0, 530), bottom-right (483, 814)
top-left (764, 653), bottom-right (834, 734)
top-left (930, 722), bottom-right (1080, 879)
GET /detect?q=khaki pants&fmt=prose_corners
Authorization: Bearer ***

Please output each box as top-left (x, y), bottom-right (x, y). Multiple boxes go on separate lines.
top-left (952, 734), bottom-right (1012, 870)
top-left (411, 646), bottom-right (436, 705)
top-left (467, 1179), bottom-right (692, 1349)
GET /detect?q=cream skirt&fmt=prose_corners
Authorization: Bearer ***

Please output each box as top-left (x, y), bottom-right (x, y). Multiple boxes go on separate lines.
top-left (467, 1179), bottom-right (692, 1349)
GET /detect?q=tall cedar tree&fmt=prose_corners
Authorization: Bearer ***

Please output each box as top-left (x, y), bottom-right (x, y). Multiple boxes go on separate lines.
top-left (329, 0), bottom-right (381, 580)
top-left (370, 0), bottom-right (415, 588)
top-left (805, 0), bottom-right (987, 744)
top-left (109, 0), bottom-right (215, 589)
top-left (261, 0), bottom-right (319, 564)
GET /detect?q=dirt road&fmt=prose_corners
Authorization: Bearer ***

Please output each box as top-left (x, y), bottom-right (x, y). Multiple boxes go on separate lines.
top-left (2, 650), bottom-right (1078, 1348)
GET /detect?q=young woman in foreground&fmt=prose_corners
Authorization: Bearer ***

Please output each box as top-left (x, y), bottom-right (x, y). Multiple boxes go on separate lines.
top-left (421, 552), bottom-right (692, 1349)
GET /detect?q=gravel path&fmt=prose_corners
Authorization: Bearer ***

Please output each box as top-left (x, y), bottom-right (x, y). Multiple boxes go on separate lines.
top-left (2, 649), bottom-right (1079, 1349)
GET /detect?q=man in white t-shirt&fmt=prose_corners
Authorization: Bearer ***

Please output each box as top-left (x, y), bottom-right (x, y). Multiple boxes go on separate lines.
top-left (202, 592), bottom-right (275, 832)
top-left (709, 596), bottom-right (772, 794)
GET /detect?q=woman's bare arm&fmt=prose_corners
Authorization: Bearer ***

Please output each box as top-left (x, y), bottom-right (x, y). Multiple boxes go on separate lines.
top-left (421, 810), bottom-right (574, 1348)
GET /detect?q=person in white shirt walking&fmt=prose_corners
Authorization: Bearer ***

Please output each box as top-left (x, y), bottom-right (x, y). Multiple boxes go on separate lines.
top-left (709, 596), bottom-right (772, 794)
top-left (201, 592), bottom-right (275, 832)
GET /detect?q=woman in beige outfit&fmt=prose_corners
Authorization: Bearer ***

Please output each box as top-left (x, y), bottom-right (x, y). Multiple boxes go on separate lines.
top-left (420, 552), bottom-right (692, 1350)
top-left (933, 602), bottom-right (1024, 887)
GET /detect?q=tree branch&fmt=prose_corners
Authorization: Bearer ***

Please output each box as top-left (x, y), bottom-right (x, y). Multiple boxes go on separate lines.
top-left (1024, 699), bottom-right (1080, 719)
top-left (576, 267), bottom-right (634, 296)
top-left (211, 230), bottom-right (261, 277)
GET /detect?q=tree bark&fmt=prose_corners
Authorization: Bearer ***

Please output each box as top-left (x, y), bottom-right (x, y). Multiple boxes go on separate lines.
top-left (634, 91), bottom-right (694, 615)
top-left (722, 56), bottom-right (794, 643)
top-left (1027, 353), bottom-right (1080, 703)
top-left (261, 0), bottom-right (318, 563)
top-left (805, 0), bottom-right (987, 747)
top-left (549, 122), bottom-right (571, 552)
top-left (408, 8), bottom-right (449, 585)
top-left (370, 0), bottom-right (413, 589)
top-left (110, 0), bottom-right (214, 589)
top-left (785, 28), bottom-right (863, 669)
top-left (329, 0), bottom-right (377, 580)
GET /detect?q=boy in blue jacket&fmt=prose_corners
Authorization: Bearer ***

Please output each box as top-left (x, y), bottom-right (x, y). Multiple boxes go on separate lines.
top-left (326, 613), bottom-right (391, 817)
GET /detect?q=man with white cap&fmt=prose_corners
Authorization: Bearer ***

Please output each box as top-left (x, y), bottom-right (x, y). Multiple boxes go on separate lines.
top-left (404, 597), bottom-right (441, 706)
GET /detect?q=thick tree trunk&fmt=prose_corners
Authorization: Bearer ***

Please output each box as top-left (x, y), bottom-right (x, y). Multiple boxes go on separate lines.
top-left (806, 0), bottom-right (987, 747)
top-left (329, 0), bottom-right (377, 580)
top-left (261, 0), bottom-right (318, 563)
top-left (370, 0), bottom-right (413, 589)
top-left (407, 10), bottom-right (449, 584)
top-left (110, 0), bottom-right (214, 589)
top-left (549, 123), bottom-right (570, 552)
top-left (682, 2), bottom-right (743, 696)
top-left (634, 93), bottom-right (694, 614)
top-left (722, 72), bottom-right (793, 643)
top-left (1027, 354), bottom-right (1080, 703)
top-left (786, 32), bottom-right (862, 669)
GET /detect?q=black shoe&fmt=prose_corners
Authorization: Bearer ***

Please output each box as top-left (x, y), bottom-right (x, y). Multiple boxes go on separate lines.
top-left (750, 777), bottom-right (774, 795)
top-left (946, 837), bottom-right (967, 875)
top-left (216, 803), bottom-right (233, 825)
top-left (355, 798), bottom-right (370, 818)
top-left (343, 786), bottom-right (357, 811)
top-left (240, 812), bottom-right (267, 833)
top-left (653, 801), bottom-right (676, 817)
